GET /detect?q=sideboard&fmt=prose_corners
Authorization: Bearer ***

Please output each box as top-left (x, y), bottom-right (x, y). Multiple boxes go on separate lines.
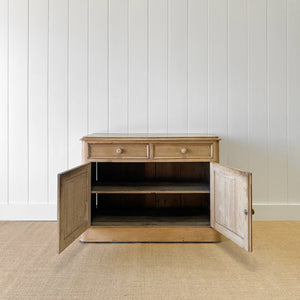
top-left (58, 134), bottom-right (253, 253)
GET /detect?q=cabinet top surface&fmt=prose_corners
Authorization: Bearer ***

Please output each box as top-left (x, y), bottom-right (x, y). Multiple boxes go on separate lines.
top-left (82, 133), bottom-right (220, 140)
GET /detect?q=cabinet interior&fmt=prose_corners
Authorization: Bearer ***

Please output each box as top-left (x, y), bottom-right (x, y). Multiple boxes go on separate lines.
top-left (90, 162), bottom-right (210, 226)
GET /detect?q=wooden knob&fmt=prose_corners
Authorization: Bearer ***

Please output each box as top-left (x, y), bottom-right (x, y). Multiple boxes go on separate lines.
top-left (115, 148), bottom-right (122, 154)
top-left (180, 148), bottom-right (187, 154)
top-left (244, 209), bottom-right (255, 216)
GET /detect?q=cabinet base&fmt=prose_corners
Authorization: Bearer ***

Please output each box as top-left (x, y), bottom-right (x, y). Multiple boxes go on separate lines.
top-left (80, 226), bottom-right (220, 243)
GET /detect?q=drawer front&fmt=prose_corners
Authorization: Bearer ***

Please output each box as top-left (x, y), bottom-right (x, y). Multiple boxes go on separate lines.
top-left (88, 143), bottom-right (149, 159)
top-left (153, 143), bottom-right (213, 160)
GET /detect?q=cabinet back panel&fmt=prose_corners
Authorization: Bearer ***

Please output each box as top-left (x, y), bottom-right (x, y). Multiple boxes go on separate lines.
top-left (93, 162), bottom-right (210, 183)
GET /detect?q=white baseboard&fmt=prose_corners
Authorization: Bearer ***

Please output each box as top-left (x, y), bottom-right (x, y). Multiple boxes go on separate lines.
top-left (0, 203), bottom-right (299, 221)
top-left (253, 204), bottom-right (300, 220)
top-left (0, 204), bottom-right (57, 221)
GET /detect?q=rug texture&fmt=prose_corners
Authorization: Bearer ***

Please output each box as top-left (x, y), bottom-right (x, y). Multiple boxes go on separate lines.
top-left (0, 221), bottom-right (299, 300)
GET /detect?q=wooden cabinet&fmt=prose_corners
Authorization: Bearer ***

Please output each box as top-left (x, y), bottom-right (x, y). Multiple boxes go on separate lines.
top-left (58, 134), bottom-right (253, 253)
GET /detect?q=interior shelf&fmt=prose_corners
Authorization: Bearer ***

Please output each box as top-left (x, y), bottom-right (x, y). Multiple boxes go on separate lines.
top-left (91, 181), bottom-right (210, 194)
top-left (89, 162), bottom-right (211, 228)
top-left (91, 208), bottom-right (210, 226)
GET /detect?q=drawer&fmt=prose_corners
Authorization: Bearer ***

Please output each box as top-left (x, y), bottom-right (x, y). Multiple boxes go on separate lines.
top-left (88, 143), bottom-right (149, 159)
top-left (153, 143), bottom-right (213, 160)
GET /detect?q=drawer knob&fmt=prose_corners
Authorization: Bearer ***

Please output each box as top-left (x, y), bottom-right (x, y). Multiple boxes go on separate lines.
top-left (180, 148), bottom-right (187, 154)
top-left (115, 148), bottom-right (123, 154)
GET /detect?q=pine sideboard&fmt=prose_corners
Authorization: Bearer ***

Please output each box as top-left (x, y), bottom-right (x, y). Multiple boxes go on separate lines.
top-left (58, 134), bottom-right (253, 253)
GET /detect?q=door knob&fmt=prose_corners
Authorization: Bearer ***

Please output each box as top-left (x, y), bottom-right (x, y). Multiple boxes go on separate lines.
top-left (244, 209), bottom-right (255, 215)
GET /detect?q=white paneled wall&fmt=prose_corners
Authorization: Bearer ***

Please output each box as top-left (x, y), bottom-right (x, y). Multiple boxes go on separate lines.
top-left (0, 0), bottom-right (300, 220)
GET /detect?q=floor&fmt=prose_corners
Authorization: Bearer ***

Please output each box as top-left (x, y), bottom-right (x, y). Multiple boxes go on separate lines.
top-left (0, 221), bottom-right (299, 300)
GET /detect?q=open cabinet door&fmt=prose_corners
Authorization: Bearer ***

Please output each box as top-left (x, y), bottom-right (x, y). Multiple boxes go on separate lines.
top-left (58, 163), bottom-right (91, 253)
top-left (210, 163), bottom-right (253, 252)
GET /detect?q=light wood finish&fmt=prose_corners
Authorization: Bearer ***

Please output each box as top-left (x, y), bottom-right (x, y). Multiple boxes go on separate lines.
top-left (81, 133), bottom-right (220, 139)
top-left (88, 143), bottom-right (149, 159)
top-left (213, 140), bottom-right (219, 162)
top-left (210, 162), bottom-right (252, 252)
top-left (91, 181), bottom-right (210, 194)
top-left (91, 215), bottom-right (210, 226)
top-left (92, 194), bottom-right (210, 210)
top-left (58, 163), bottom-right (91, 253)
top-left (58, 133), bottom-right (253, 253)
top-left (81, 134), bottom-right (220, 163)
top-left (80, 226), bottom-right (220, 242)
top-left (153, 143), bottom-right (213, 160)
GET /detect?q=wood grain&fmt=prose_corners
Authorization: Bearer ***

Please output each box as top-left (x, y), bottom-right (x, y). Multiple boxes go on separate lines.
top-left (81, 133), bottom-right (220, 140)
top-left (60, 135), bottom-right (254, 253)
top-left (91, 215), bottom-right (210, 226)
top-left (88, 143), bottom-right (150, 159)
top-left (91, 182), bottom-right (210, 194)
top-left (210, 162), bottom-right (252, 252)
top-left (80, 226), bottom-right (220, 242)
top-left (82, 136), bottom-right (220, 163)
top-left (153, 143), bottom-right (213, 160)
top-left (58, 163), bottom-right (91, 253)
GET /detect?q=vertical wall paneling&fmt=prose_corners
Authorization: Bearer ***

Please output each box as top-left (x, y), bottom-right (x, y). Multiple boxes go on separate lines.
top-left (248, 0), bottom-right (268, 204)
top-left (287, 0), bottom-right (300, 204)
top-left (227, 0), bottom-right (248, 170)
top-left (48, 0), bottom-right (68, 204)
top-left (88, 0), bottom-right (108, 134)
top-left (188, 0), bottom-right (208, 133)
top-left (1, 0), bottom-right (300, 218)
top-left (0, 0), bottom-right (9, 204)
top-left (148, 0), bottom-right (168, 133)
top-left (208, 0), bottom-right (228, 164)
top-left (128, 0), bottom-right (148, 133)
top-left (267, 0), bottom-right (288, 204)
top-left (28, 0), bottom-right (48, 204)
top-left (168, 0), bottom-right (188, 133)
top-left (8, 0), bottom-right (29, 204)
top-left (68, 0), bottom-right (88, 168)
top-left (109, 0), bottom-right (128, 133)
